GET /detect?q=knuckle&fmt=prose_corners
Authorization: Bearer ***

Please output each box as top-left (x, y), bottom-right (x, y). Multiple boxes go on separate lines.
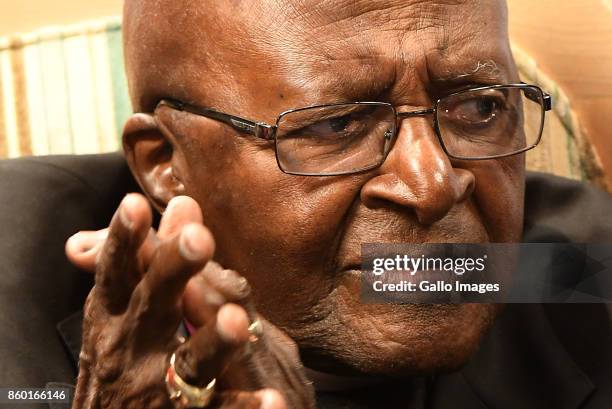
top-left (95, 356), bottom-right (123, 384)
top-left (89, 342), bottom-right (171, 408)
top-left (94, 328), bottom-right (126, 383)
top-left (78, 348), bottom-right (95, 370)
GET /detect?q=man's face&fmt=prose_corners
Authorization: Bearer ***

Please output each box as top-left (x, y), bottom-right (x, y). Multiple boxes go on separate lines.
top-left (124, 0), bottom-right (524, 376)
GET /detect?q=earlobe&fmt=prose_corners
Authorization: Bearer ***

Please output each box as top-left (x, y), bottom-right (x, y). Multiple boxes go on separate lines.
top-left (122, 113), bottom-right (185, 212)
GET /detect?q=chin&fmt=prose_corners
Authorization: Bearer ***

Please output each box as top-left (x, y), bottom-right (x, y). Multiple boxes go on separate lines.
top-left (291, 300), bottom-right (501, 378)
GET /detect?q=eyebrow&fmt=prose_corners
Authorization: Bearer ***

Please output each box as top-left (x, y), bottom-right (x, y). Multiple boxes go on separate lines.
top-left (431, 59), bottom-right (508, 87)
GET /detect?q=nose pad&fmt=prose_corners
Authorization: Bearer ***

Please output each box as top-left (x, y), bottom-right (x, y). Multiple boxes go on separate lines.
top-left (381, 109), bottom-right (437, 160)
top-left (383, 128), bottom-right (395, 154)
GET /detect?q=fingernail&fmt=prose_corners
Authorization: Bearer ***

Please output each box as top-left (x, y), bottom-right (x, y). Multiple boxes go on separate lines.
top-left (215, 313), bottom-right (234, 342)
top-left (67, 231), bottom-right (82, 243)
top-left (259, 390), bottom-right (283, 409)
top-left (67, 233), bottom-right (92, 252)
top-left (216, 303), bottom-right (249, 343)
top-left (179, 224), bottom-right (207, 261)
top-left (66, 233), bottom-right (82, 253)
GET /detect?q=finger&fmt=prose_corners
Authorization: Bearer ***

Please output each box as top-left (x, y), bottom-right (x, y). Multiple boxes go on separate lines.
top-left (183, 265), bottom-right (257, 337)
top-left (173, 303), bottom-right (250, 387)
top-left (183, 272), bottom-right (227, 328)
top-left (201, 267), bottom-right (251, 305)
top-left (96, 194), bottom-right (152, 313)
top-left (66, 229), bottom-right (108, 272)
top-left (216, 303), bottom-right (250, 344)
top-left (183, 261), bottom-right (257, 323)
top-left (213, 389), bottom-right (287, 409)
top-left (182, 261), bottom-right (234, 329)
top-left (67, 227), bottom-right (159, 276)
top-left (158, 195), bottom-right (203, 239)
top-left (128, 223), bottom-right (215, 339)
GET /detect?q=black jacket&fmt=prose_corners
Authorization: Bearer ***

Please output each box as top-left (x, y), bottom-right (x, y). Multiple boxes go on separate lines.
top-left (1, 153), bottom-right (611, 409)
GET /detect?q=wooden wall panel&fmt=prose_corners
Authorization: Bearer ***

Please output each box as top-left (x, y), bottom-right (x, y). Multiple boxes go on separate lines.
top-left (508, 0), bottom-right (612, 186)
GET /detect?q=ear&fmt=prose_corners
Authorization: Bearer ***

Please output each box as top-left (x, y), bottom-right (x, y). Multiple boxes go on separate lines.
top-left (122, 113), bottom-right (185, 212)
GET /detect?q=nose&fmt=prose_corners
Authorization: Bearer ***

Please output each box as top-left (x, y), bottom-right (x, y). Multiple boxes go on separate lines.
top-left (360, 115), bottom-right (475, 225)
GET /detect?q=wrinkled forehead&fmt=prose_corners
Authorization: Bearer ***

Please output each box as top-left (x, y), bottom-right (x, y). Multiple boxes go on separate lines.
top-left (124, 0), bottom-right (513, 113)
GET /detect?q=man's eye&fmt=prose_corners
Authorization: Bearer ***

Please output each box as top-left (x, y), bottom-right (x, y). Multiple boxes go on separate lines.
top-left (309, 114), bottom-right (357, 136)
top-left (448, 96), bottom-right (503, 125)
top-left (280, 105), bottom-right (376, 142)
top-left (329, 115), bottom-right (352, 132)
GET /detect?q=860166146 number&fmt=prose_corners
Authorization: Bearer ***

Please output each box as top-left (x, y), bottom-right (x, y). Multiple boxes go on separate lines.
top-left (1, 388), bottom-right (70, 403)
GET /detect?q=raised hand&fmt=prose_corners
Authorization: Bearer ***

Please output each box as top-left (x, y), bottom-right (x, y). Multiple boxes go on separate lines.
top-left (66, 194), bottom-right (314, 409)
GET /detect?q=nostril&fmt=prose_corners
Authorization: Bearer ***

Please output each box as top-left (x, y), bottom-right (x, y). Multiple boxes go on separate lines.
top-left (414, 204), bottom-right (450, 226)
top-left (454, 168), bottom-right (476, 203)
top-left (360, 193), bottom-right (389, 210)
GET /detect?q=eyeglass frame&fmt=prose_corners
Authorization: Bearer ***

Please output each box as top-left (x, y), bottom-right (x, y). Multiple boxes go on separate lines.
top-left (156, 83), bottom-right (552, 176)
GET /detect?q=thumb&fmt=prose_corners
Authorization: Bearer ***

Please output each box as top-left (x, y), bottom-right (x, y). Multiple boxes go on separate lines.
top-left (65, 229), bottom-right (109, 272)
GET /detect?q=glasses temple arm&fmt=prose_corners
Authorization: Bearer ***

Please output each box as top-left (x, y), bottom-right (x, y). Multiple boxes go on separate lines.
top-left (519, 84), bottom-right (552, 111)
top-left (161, 99), bottom-right (276, 140)
top-left (524, 90), bottom-right (552, 111)
top-left (541, 93), bottom-right (552, 111)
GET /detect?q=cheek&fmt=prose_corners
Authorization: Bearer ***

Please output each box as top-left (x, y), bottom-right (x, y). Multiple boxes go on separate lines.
top-left (469, 155), bottom-right (525, 242)
top-left (178, 130), bottom-right (363, 317)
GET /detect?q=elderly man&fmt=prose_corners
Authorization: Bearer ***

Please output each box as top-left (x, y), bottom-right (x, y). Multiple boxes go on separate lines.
top-left (1, 0), bottom-right (612, 408)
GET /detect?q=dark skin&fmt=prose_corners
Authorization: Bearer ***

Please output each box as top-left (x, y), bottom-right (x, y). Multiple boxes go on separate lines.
top-left (66, 0), bottom-right (524, 407)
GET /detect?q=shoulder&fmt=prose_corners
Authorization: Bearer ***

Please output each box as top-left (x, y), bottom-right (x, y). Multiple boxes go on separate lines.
top-left (0, 152), bottom-right (138, 225)
top-left (0, 153), bottom-right (138, 386)
top-left (0, 152), bottom-right (132, 198)
top-left (524, 172), bottom-right (612, 242)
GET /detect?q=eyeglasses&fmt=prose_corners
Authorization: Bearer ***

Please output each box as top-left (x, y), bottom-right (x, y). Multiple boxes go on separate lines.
top-left (155, 83), bottom-right (552, 176)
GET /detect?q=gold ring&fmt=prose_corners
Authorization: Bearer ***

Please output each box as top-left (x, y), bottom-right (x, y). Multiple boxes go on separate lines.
top-left (165, 352), bottom-right (216, 408)
top-left (248, 319), bottom-right (263, 343)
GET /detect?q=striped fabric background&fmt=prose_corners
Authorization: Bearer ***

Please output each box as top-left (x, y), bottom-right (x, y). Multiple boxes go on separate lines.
top-left (0, 16), bottom-right (607, 189)
top-left (0, 16), bottom-right (128, 158)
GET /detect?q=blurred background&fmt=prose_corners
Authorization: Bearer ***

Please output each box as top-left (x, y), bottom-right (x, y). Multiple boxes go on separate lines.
top-left (0, 0), bottom-right (122, 35)
top-left (0, 0), bottom-right (610, 189)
